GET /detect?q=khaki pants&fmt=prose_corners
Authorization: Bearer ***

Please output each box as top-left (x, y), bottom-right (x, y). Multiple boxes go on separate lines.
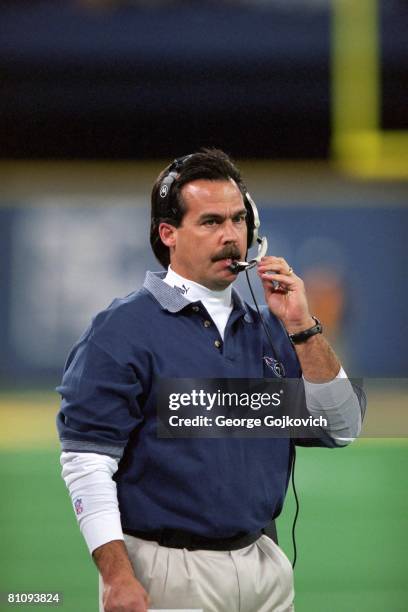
top-left (99, 534), bottom-right (294, 612)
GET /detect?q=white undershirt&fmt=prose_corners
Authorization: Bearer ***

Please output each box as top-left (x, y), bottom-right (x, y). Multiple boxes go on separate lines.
top-left (61, 268), bottom-right (361, 554)
top-left (163, 265), bottom-right (233, 340)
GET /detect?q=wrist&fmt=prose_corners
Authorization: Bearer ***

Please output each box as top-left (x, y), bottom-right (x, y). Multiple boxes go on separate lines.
top-left (288, 316), bottom-right (323, 345)
top-left (93, 540), bottom-right (135, 584)
top-left (103, 567), bottom-right (135, 583)
top-left (284, 316), bottom-right (315, 335)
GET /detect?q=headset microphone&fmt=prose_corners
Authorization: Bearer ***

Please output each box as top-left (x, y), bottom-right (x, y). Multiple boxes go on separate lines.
top-left (228, 236), bottom-right (268, 274)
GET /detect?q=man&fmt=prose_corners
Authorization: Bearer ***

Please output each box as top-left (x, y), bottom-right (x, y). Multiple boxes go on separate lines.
top-left (57, 149), bottom-right (363, 612)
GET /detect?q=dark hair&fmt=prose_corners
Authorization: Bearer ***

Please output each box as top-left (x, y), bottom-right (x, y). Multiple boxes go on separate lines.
top-left (150, 147), bottom-right (246, 268)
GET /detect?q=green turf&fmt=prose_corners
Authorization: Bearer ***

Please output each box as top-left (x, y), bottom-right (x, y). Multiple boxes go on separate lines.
top-left (0, 443), bottom-right (407, 611)
top-left (0, 450), bottom-right (96, 611)
top-left (278, 442), bottom-right (408, 612)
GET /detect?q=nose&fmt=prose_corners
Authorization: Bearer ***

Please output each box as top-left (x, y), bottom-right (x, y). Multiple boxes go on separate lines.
top-left (221, 219), bottom-right (239, 244)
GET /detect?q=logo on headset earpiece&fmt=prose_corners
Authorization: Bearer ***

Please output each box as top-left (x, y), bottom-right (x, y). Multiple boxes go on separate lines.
top-left (160, 184), bottom-right (169, 198)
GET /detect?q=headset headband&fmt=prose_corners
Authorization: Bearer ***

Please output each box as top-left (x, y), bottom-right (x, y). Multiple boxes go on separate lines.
top-left (158, 155), bottom-right (193, 212)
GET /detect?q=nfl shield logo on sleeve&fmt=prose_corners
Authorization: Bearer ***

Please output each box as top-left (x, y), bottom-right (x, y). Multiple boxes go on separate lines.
top-left (74, 498), bottom-right (84, 515)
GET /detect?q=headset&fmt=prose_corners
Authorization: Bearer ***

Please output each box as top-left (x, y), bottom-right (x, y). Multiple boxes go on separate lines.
top-left (157, 155), bottom-right (268, 273)
top-left (158, 153), bottom-right (300, 569)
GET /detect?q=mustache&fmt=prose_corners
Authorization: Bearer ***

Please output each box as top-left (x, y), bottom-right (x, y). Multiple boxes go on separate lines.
top-left (212, 246), bottom-right (242, 262)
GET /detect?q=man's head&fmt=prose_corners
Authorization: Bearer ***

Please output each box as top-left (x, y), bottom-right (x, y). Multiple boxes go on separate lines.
top-left (150, 148), bottom-right (249, 290)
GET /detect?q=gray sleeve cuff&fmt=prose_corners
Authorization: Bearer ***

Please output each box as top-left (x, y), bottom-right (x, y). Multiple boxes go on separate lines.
top-left (303, 367), bottom-right (362, 444)
top-left (60, 439), bottom-right (125, 459)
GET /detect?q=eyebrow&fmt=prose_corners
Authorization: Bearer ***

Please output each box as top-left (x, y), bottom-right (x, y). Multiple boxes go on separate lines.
top-left (198, 208), bottom-right (247, 223)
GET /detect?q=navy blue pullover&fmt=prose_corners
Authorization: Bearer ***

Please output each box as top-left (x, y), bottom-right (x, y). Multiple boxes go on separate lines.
top-left (57, 271), bottom-right (339, 538)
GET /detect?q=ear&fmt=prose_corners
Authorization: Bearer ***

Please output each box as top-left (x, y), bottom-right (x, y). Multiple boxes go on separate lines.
top-left (159, 222), bottom-right (177, 248)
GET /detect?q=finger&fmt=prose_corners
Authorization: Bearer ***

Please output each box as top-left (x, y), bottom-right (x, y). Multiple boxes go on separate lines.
top-left (258, 256), bottom-right (287, 267)
top-left (259, 271), bottom-right (298, 287)
top-left (258, 266), bottom-right (295, 278)
top-left (258, 259), bottom-right (292, 276)
top-left (260, 256), bottom-right (287, 265)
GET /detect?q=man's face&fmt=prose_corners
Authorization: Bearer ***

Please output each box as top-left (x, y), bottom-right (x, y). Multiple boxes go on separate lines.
top-left (163, 179), bottom-right (248, 290)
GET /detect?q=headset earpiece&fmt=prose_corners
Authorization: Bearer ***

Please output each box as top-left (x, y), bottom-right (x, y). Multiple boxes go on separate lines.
top-left (243, 191), bottom-right (260, 249)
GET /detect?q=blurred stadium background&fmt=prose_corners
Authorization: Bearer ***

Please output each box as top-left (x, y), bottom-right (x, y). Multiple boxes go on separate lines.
top-left (0, 0), bottom-right (407, 610)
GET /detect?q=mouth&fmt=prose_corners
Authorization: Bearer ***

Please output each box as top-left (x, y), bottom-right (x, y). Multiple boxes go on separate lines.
top-left (211, 250), bottom-right (242, 274)
top-left (216, 258), bottom-right (239, 272)
top-left (213, 252), bottom-right (241, 263)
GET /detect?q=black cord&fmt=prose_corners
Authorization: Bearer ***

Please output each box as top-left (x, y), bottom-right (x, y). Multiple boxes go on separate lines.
top-left (245, 270), bottom-right (279, 360)
top-left (245, 268), bottom-right (300, 569)
top-left (290, 442), bottom-right (300, 569)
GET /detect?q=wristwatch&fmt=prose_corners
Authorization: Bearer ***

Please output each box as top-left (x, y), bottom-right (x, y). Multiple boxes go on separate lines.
top-left (289, 316), bottom-right (323, 345)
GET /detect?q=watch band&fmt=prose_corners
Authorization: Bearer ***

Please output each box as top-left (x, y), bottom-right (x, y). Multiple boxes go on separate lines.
top-left (289, 316), bottom-right (323, 345)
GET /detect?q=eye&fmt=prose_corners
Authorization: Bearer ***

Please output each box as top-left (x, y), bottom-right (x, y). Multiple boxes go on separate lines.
top-left (203, 219), bottom-right (218, 226)
top-left (233, 214), bottom-right (246, 224)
